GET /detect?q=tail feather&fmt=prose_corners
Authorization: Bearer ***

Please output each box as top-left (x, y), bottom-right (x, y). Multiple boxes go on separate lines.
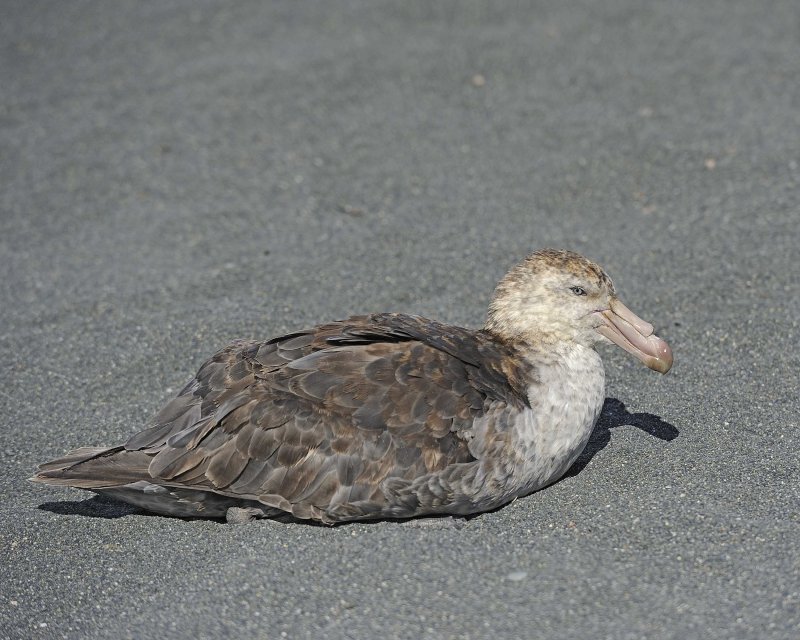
top-left (31, 446), bottom-right (152, 489)
top-left (32, 446), bottom-right (282, 520)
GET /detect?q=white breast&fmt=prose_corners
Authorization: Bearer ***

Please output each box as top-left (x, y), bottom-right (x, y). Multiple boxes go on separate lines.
top-left (507, 343), bottom-right (606, 497)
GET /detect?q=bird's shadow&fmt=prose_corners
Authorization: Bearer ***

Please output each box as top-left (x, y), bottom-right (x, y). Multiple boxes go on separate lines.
top-left (564, 396), bottom-right (679, 479)
top-left (38, 494), bottom-right (263, 524)
top-left (39, 494), bottom-right (147, 520)
top-left (38, 397), bottom-right (678, 524)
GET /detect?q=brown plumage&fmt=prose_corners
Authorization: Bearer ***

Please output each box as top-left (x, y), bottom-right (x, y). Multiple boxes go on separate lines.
top-left (32, 250), bottom-right (673, 524)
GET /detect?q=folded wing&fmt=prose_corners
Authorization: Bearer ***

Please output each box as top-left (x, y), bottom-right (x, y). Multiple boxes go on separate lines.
top-left (35, 314), bottom-right (531, 522)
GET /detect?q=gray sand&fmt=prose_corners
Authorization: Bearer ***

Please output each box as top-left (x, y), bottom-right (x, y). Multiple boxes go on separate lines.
top-left (1, 1), bottom-right (798, 638)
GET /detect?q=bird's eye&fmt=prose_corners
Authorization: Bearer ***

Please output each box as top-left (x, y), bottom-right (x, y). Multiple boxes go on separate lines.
top-left (569, 286), bottom-right (587, 296)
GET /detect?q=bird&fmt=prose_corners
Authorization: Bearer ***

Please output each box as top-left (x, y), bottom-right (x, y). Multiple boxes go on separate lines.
top-left (32, 249), bottom-right (672, 524)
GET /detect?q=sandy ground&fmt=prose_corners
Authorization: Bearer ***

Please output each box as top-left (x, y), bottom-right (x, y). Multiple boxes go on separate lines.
top-left (1, 1), bottom-right (798, 638)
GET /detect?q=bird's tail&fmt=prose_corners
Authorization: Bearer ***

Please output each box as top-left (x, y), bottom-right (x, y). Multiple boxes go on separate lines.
top-left (30, 446), bottom-right (151, 489)
top-left (30, 446), bottom-right (282, 519)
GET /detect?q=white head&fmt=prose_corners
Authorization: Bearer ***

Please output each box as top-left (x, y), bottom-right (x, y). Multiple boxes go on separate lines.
top-left (484, 249), bottom-right (672, 373)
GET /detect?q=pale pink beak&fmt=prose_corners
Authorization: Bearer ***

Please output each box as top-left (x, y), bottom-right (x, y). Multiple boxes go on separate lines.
top-left (595, 299), bottom-right (673, 373)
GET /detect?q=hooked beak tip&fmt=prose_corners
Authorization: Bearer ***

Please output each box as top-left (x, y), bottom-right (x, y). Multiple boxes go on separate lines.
top-left (597, 301), bottom-right (673, 374)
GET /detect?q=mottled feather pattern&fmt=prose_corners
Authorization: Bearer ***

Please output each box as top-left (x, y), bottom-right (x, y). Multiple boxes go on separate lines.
top-left (39, 314), bottom-right (533, 523)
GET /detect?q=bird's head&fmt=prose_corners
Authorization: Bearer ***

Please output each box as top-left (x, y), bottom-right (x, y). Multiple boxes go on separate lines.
top-left (485, 249), bottom-right (672, 373)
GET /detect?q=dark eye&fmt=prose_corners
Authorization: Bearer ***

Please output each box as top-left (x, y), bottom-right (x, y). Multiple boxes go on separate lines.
top-left (569, 286), bottom-right (587, 296)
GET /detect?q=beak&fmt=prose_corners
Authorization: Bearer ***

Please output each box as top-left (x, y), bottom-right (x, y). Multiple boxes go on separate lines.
top-left (595, 299), bottom-right (673, 373)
